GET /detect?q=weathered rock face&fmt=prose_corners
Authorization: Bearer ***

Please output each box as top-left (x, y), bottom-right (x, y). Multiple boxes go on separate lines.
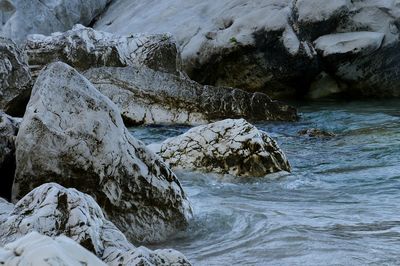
top-left (0, 112), bottom-right (20, 201)
top-left (0, 37), bottom-right (31, 116)
top-left (84, 65), bottom-right (298, 126)
top-left (0, 232), bottom-right (107, 266)
top-left (1, 183), bottom-right (191, 265)
top-left (13, 62), bottom-right (192, 243)
top-left (0, 0), bottom-right (111, 43)
top-left (95, 0), bottom-right (400, 98)
top-left (298, 128), bottom-right (336, 138)
top-left (150, 119), bottom-right (290, 177)
top-left (24, 24), bottom-right (181, 77)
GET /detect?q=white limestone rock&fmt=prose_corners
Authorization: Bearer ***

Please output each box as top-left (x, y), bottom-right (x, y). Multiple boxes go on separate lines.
top-left (25, 24), bottom-right (181, 77)
top-left (0, 0), bottom-right (111, 43)
top-left (13, 62), bottom-right (192, 243)
top-left (0, 197), bottom-right (13, 224)
top-left (0, 232), bottom-right (106, 266)
top-left (152, 119), bottom-right (290, 177)
top-left (314, 31), bottom-right (385, 57)
top-left (0, 37), bottom-right (31, 116)
top-left (1, 183), bottom-right (191, 266)
top-left (296, 0), bottom-right (350, 24)
top-left (83, 65), bottom-right (299, 126)
top-left (0, 111), bottom-right (20, 201)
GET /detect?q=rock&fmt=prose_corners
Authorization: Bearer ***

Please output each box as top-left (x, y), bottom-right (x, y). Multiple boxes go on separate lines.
top-left (0, 197), bottom-right (13, 224)
top-left (1, 183), bottom-right (191, 265)
top-left (0, 0), bottom-right (111, 43)
top-left (298, 128), bottom-right (336, 138)
top-left (94, 0), bottom-right (400, 98)
top-left (25, 24), bottom-right (181, 77)
top-left (151, 119), bottom-right (290, 177)
top-left (13, 62), bottom-right (192, 243)
top-left (0, 232), bottom-right (107, 266)
top-left (0, 111), bottom-right (20, 201)
top-left (83, 65), bottom-right (299, 126)
top-left (308, 72), bottom-right (346, 99)
top-left (0, 37), bottom-right (31, 116)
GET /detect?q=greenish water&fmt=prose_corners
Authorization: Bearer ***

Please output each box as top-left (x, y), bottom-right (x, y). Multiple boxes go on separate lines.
top-left (131, 100), bottom-right (400, 266)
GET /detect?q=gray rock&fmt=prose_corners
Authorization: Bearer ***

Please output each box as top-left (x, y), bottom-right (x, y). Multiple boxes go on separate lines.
top-left (0, 0), bottom-right (111, 43)
top-left (24, 24), bottom-right (181, 77)
top-left (0, 197), bottom-right (13, 224)
top-left (1, 183), bottom-right (191, 265)
top-left (0, 232), bottom-right (107, 266)
top-left (298, 128), bottom-right (336, 138)
top-left (94, 0), bottom-right (400, 98)
top-left (150, 119), bottom-right (290, 177)
top-left (0, 111), bottom-right (20, 201)
top-left (0, 37), bottom-right (31, 116)
top-left (13, 62), bottom-right (192, 243)
top-left (84, 65), bottom-right (299, 126)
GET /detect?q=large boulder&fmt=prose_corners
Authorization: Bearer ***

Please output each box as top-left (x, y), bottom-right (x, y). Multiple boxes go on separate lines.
top-left (95, 0), bottom-right (400, 98)
top-left (24, 24), bottom-right (181, 77)
top-left (0, 0), bottom-right (111, 43)
top-left (84, 65), bottom-right (298, 126)
top-left (0, 111), bottom-right (20, 201)
top-left (149, 119), bottom-right (290, 177)
top-left (0, 232), bottom-right (107, 266)
top-left (0, 37), bottom-right (31, 116)
top-left (1, 183), bottom-right (190, 265)
top-left (13, 62), bottom-right (192, 243)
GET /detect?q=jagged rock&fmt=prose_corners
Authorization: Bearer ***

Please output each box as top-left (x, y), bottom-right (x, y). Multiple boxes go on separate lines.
top-left (0, 197), bottom-right (13, 224)
top-left (1, 183), bottom-right (191, 265)
top-left (149, 119), bottom-right (290, 177)
top-left (307, 72), bottom-right (346, 99)
top-left (0, 232), bottom-right (106, 266)
top-left (25, 24), bottom-right (181, 77)
top-left (0, 0), bottom-right (111, 43)
top-left (95, 0), bottom-right (400, 98)
top-left (298, 128), bottom-right (336, 138)
top-left (84, 65), bottom-right (298, 126)
top-left (13, 62), bottom-right (192, 243)
top-left (0, 37), bottom-right (31, 116)
top-left (0, 111), bottom-right (20, 201)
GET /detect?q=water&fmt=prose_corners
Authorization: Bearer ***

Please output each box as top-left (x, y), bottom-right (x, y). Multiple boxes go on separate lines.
top-left (130, 100), bottom-right (400, 266)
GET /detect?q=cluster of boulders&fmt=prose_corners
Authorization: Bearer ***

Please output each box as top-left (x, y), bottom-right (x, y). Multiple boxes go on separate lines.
top-left (0, 19), bottom-right (296, 265)
top-left (94, 0), bottom-right (400, 99)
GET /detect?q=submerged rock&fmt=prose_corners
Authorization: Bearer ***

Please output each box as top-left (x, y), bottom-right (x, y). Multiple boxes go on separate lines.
top-left (0, 112), bottom-right (20, 201)
top-left (0, 232), bottom-right (107, 266)
top-left (1, 183), bottom-right (190, 265)
top-left (0, 37), bottom-right (31, 116)
top-left (0, 0), bottom-right (111, 43)
top-left (13, 62), bottom-right (192, 243)
top-left (25, 24), bottom-right (181, 77)
top-left (298, 128), bottom-right (336, 138)
top-left (150, 119), bottom-right (290, 177)
top-left (84, 65), bottom-right (298, 126)
top-left (94, 0), bottom-right (400, 98)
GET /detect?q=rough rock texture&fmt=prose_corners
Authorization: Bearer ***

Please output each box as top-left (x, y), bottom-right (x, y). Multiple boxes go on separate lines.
top-left (95, 0), bottom-right (400, 98)
top-left (0, 197), bottom-right (13, 224)
top-left (0, 112), bottom-right (20, 201)
top-left (0, 0), bottom-right (111, 43)
top-left (25, 24), bottom-right (181, 77)
top-left (13, 62), bottom-right (192, 243)
top-left (84, 66), bottom-right (298, 126)
top-left (298, 128), bottom-right (336, 138)
top-left (0, 37), bottom-right (31, 116)
top-left (0, 232), bottom-right (107, 266)
top-left (1, 183), bottom-right (191, 265)
top-left (150, 119), bottom-right (290, 177)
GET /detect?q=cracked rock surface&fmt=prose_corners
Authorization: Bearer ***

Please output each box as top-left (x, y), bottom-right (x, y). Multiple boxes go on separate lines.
top-left (0, 183), bottom-right (191, 266)
top-left (0, 0), bottom-right (111, 43)
top-left (25, 24), bottom-right (181, 77)
top-left (0, 111), bottom-right (20, 201)
top-left (0, 231), bottom-right (107, 266)
top-left (13, 62), bottom-right (192, 244)
top-left (84, 65), bottom-right (298, 126)
top-left (151, 118), bottom-right (290, 177)
top-left (0, 37), bottom-right (31, 116)
top-left (95, 0), bottom-right (400, 98)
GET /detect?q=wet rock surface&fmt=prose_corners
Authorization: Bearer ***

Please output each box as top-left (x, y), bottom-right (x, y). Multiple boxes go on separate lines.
top-left (13, 62), bottom-right (192, 244)
top-left (84, 65), bottom-right (299, 126)
top-left (150, 119), bottom-right (291, 177)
